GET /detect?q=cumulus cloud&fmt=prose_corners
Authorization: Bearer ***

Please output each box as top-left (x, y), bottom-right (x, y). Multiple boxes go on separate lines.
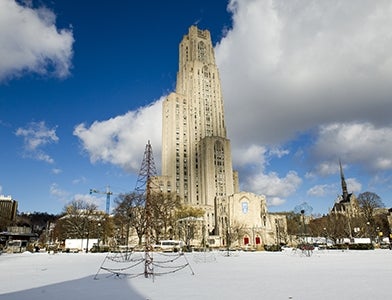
top-left (72, 176), bottom-right (87, 185)
top-left (244, 170), bottom-right (302, 206)
top-left (15, 121), bottom-right (59, 163)
top-left (346, 178), bottom-right (362, 194)
top-left (50, 183), bottom-right (101, 208)
top-left (307, 177), bottom-right (361, 201)
top-left (50, 183), bottom-right (68, 199)
top-left (72, 0), bottom-right (392, 207)
top-left (52, 168), bottom-right (62, 175)
top-left (307, 184), bottom-right (332, 197)
top-left (233, 144), bottom-right (267, 167)
top-left (215, 0), bottom-right (392, 169)
top-left (0, 0), bottom-right (74, 81)
top-left (73, 98), bottom-right (163, 172)
top-left (71, 193), bottom-right (103, 208)
top-left (310, 122), bottom-right (392, 172)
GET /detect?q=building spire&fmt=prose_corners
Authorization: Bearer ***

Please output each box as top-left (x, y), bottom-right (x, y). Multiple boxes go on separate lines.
top-left (339, 160), bottom-right (349, 201)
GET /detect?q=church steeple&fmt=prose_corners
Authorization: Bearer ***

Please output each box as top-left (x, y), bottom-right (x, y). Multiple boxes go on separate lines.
top-left (339, 160), bottom-right (349, 201)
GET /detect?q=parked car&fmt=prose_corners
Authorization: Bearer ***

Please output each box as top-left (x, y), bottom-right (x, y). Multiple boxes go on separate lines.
top-left (153, 240), bottom-right (184, 252)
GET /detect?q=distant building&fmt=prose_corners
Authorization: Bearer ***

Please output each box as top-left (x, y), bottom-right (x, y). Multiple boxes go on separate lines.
top-left (330, 161), bottom-right (359, 216)
top-left (388, 208), bottom-right (392, 239)
top-left (0, 195), bottom-right (18, 226)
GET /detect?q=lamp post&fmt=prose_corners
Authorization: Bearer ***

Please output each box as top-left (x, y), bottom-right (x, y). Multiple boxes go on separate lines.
top-left (275, 219), bottom-right (280, 246)
top-left (301, 209), bottom-right (306, 243)
top-left (376, 227), bottom-right (380, 245)
top-left (85, 231), bottom-right (90, 253)
top-left (187, 223), bottom-right (191, 252)
top-left (126, 212), bottom-right (132, 256)
top-left (366, 222), bottom-right (371, 242)
top-left (97, 223), bottom-right (101, 252)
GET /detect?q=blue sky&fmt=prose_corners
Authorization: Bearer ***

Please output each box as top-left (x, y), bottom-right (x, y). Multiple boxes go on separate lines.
top-left (1, 0), bottom-right (392, 215)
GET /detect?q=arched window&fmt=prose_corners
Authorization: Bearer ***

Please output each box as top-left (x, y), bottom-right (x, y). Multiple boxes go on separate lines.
top-left (214, 141), bottom-right (225, 196)
top-left (198, 41), bottom-right (207, 62)
top-left (243, 236), bottom-right (250, 245)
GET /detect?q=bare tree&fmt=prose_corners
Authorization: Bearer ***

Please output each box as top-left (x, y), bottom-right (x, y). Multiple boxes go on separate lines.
top-left (175, 205), bottom-right (205, 248)
top-left (284, 212), bottom-right (302, 236)
top-left (149, 191), bottom-right (181, 242)
top-left (54, 199), bottom-right (105, 251)
top-left (175, 205), bottom-right (205, 220)
top-left (113, 192), bottom-right (146, 246)
top-left (357, 192), bottom-right (384, 225)
top-left (228, 221), bottom-right (248, 248)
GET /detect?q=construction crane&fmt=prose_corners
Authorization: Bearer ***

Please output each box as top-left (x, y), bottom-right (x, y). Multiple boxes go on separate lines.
top-left (89, 186), bottom-right (113, 214)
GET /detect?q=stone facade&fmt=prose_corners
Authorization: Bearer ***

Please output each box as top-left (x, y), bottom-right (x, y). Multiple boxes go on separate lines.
top-left (331, 161), bottom-right (360, 217)
top-left (0, 195), bottom-right (18, 228)
top-left (158, 26), bottom-right (286, 248)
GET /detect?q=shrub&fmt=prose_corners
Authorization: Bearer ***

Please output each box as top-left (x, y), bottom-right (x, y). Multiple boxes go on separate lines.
top-left (264, 244), bottom-right (282, 252)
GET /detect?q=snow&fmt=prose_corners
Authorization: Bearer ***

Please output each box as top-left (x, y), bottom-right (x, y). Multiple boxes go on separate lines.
top-left (1, 248), bottom-right (391, 300)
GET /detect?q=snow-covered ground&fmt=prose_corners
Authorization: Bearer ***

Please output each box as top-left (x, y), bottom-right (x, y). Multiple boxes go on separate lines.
top-left (1, 248), bottom-right (391, 300)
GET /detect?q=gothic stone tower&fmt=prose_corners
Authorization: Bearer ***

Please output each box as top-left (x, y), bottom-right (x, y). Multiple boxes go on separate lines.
top-left (331, 161), bottom-right (359, 216)
top-left (159, 26), bottom-right (283, 246)
top-left (162, 26), bottom-right (237, 235)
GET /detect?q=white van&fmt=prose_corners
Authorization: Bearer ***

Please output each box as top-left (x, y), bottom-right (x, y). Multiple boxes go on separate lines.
top-left (153, 240), bottom-right (184, 252)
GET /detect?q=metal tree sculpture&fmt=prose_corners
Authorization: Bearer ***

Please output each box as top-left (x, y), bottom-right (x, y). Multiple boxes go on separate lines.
top-left (95, 141), bottom-right (194, 279)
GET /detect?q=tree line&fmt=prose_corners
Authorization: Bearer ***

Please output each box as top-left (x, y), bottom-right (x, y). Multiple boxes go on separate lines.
top-left (4, 190), bottom-right (390, 249)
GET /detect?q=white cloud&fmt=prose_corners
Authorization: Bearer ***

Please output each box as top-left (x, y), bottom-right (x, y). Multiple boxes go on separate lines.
top-left (72, 194), bottom-right (103, 209)
top-left (244, 170), bottom-right (302, 205)
top-left (215, 0), bottom-right (392, 170)
top-left (15, 121), bottom-right (59, 163)
top-left (268, 197), bottom-right (286, 207)
top-left (52, 168), bottom-right (62, 175)
top-left (50, 183), bottom-right (68, 199)
top-left (72, 0), bottom-right (392, 208)
top-left (72, 176), bottom-right (87, 185)
top-left (307, 177), bottom-right (361, 199)
top-left (307, 184), bottom-right (332, 197)
top-left (50, 183), bottom-right (102, 209)
top-left (233, 144), bottom-right (267, 167)
top-left (346, 178), bottom-right (362, 194)
top-left (269, 147), bottom-right (289, 158)
top-left (0, 0), bottom-right (74, 81)
top-left (311, 122), bottom-right (392, 172)
top-left (306, 161), bottom-right (340, 178)
top-left (73, 98), bottom-right (163, 172)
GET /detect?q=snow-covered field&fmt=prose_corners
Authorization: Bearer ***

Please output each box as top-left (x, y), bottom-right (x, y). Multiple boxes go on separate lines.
top-left (1, 248), bottom-right (391, 300)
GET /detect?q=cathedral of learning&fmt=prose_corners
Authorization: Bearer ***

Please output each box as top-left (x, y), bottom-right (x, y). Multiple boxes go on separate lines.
top-left (152, 26), bottom-right (287, 248)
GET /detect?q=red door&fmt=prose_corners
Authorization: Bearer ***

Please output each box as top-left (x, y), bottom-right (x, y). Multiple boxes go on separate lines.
top-left (243, 237), bottom-right (249, 245)
top-left (255, 236), bottom-right (261, 245)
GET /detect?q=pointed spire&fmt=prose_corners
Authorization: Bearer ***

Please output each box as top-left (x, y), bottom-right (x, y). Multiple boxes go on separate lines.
top-left (339, 160), bottom-right (349, 201)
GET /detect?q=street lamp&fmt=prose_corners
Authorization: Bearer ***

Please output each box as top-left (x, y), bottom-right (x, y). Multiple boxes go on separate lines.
top-left (125, 212), bottom-right (132, 258)
top-left (323, 227), bottom-right (328, 248)
top-left (301, 209), bottom-right (306, 242)
top-left (97, 223), bottom-right (101, 252)
top-left (366, 222), bottom-right (371, 243)
top-left (85, 231), bottom-right (90, 253)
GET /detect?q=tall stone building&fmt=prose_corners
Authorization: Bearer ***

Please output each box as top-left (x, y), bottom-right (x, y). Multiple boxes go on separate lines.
top-left (159, 26), bottom-right (286, 247)
top-left (0, 195), bottom-right (18, 230)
